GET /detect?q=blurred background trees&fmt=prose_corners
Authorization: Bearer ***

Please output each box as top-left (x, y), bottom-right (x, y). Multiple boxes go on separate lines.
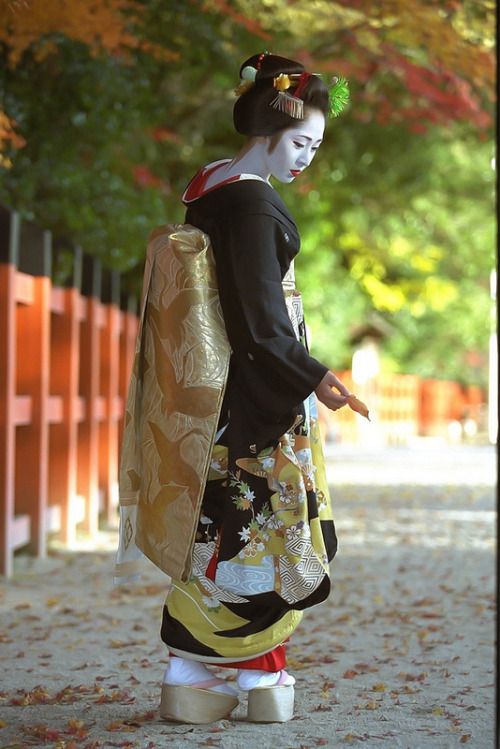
top-left (0, 0), bottom-right (495, 386)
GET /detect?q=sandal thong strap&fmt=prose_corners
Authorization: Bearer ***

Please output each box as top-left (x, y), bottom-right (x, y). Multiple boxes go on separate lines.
top-left (276, 670), bottom-right (290, 686)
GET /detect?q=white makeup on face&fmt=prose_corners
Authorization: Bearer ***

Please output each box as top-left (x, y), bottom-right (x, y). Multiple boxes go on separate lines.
top-left (265, 109), bottom-right (325, 184)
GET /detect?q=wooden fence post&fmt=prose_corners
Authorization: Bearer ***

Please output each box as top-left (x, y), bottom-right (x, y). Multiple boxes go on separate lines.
top-left (0, 205), bottom-right (23, 577)
top-left (78, 256), bottom-right (102, 538)
top-left (15, 221), bottom-right (52, 559)
top-left (48, 242), bottom-right (84, 544)
top-left (100, 269), bottom-right (121, 525)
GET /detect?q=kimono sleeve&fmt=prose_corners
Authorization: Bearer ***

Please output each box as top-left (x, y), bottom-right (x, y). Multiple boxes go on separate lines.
top-left (211, 209), bottom-right (328, 421)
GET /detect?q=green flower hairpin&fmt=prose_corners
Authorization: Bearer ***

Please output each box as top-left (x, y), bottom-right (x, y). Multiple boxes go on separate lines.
top-left (329, 76), bottom-right (349, 118)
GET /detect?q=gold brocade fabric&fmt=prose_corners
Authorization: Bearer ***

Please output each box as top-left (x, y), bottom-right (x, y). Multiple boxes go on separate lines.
top-left (114, 224), bottom-right (231, 584)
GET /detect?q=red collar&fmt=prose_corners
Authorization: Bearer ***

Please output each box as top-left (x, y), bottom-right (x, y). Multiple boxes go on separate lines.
top-left (183, 161), bottom-right (241, 202)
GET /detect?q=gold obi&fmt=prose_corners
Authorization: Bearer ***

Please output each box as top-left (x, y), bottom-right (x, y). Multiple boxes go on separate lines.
top-left (115, 224), bottom-right (231, 583)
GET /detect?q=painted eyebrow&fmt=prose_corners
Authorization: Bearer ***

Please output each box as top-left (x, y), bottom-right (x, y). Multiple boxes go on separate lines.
top-left (293, 134), bottom-right (323, 143)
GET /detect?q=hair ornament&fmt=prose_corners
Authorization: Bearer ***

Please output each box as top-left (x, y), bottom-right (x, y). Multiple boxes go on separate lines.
top-left (273, 73), bottom-right (292, 92)
top-left (256, 50), bottom-right (270, 70)
top-left (241, 65), bottom-right (257, 82)
top-left (328, 76), bottom-right (349, 118)
top-left (234, 53), bottom-right (271, 97)
top-left (293, 71), bottom-right (312, 100)
top-left (271, 72), bottom-right (304, 119)
top-left (234, 80), bottom-right (254, 96)
top-left (234, 66), bottom-right (257, 97)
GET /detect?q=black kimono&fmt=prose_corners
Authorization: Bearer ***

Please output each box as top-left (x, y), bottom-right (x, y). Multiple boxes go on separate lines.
top-left (160, 163), bottom-right (337, 664)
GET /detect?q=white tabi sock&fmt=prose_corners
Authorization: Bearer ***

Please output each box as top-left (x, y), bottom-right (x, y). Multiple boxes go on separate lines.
top-left (236, 669), bottom-right (295, 690)
top-left (163, 656), bottom-right (238, 696)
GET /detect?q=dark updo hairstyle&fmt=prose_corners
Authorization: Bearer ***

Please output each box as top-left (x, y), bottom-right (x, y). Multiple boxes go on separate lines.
top-left (233, 52), bottom-right (330, 136)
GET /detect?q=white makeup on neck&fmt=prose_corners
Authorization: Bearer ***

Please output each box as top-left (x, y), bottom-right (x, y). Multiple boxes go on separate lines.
top-left (206, 109), bottom-right (326, 189)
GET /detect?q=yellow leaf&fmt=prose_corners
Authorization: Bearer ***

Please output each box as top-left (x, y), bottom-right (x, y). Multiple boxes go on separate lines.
top-left (67, 718), bottom-right (84, 728)
top-left (347, 395), bottom-right (371, 421)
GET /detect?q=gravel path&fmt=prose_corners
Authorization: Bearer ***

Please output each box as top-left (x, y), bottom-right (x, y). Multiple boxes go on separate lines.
top-left (0, 444), bottom-right (496, 749)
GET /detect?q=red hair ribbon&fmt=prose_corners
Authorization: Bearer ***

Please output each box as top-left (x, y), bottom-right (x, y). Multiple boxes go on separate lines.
top-left (293, 72), bottom-right (312, 99)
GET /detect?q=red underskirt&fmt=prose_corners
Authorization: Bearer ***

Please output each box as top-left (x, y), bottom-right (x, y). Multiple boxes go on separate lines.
top-left (168, 642), bottom-right (287, 672)
top-left (220, 642), bottom-right (288, 672)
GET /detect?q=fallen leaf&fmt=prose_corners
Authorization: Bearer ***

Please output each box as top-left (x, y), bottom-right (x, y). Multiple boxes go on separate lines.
top-left (318, 654), bottom-right (338, 663)
top-left (355, 663), bottom-right (379, 673)
top-left (106, 721), bottom-right (136, 733)
top-left (347, 395), bottom-right (370, 420)
top-left (399, 671), bottom-right (428, 682)
top-left (21, 723), bottom-right (62, 741)
top-left (343, 669), bottom-right (359, 679)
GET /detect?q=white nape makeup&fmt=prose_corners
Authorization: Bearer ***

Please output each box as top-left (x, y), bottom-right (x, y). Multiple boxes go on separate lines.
top-left (204, 109), bottom-right (326, 189)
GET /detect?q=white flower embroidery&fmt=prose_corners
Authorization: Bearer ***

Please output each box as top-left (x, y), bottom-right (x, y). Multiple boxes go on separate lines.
top-left (260, 456), bottom-right (275, 471)
top-left (278, 482), bottom-right (294, 504)
top-left (202, 595), bottom-right (220, 610)
top-left (286, 525), bottom-right (301, 541)
top-left (268, 516), bottom-right (284, 530)
top-left (238, 526), bottom-right (251, 542)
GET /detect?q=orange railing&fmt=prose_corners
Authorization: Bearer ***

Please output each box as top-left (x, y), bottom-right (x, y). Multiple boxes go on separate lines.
top-left (0, 205), bottom-right (138, 576)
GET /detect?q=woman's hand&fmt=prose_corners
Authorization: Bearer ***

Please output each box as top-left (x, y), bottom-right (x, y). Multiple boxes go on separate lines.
top-left (315, 370), bottom-right (352, 412)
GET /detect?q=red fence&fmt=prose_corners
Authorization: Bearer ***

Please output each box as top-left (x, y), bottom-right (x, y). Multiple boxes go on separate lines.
top-left (319, 371), bottom-right (486, 446)
top-left (0, 205), bottom-right (487, 577)
top-left (0, 205), bottom-right (138, 577)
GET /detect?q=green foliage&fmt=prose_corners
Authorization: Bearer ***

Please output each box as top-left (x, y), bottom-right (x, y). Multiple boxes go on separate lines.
top-left (289, 122), bottom-right (495, 386)
top-left (0, 0), bottom-right (495, 384)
